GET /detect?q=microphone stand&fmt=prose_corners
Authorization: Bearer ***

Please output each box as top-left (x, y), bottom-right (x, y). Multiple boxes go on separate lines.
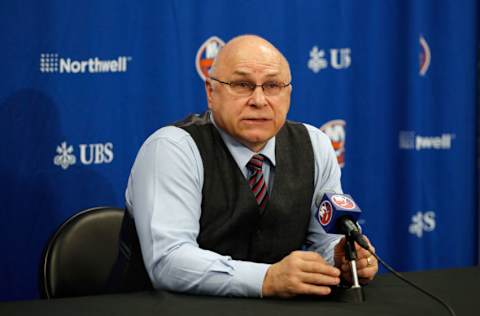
top-left (333, 234), bottom-right (365, 303)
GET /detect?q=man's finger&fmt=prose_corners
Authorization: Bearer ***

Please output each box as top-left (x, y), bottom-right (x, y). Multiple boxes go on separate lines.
top-left (357, 255), bottom-right (377, 270)
top-left (298, 283), bottom-right (333, 296)
top-left (300, 260), bottom-right (341, 277)
top-left (357, 266), bottom-right (377, 278)
top-left (301, 271), bottom-right (340, 286)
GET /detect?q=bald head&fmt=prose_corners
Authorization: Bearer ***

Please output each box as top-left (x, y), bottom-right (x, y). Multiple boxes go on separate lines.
top-left (209, 35), bottom-right (291, 81)
top-left (204, 34), bottom-right (292, 152)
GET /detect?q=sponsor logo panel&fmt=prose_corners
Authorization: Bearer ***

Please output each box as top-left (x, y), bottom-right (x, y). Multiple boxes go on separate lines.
top-left (54, 141), bottom-right (114, 170)
top-left (399, 131), bottom-right (455, 151)
top-left (308, 46), bottom-right (351, 73)
top-left (409, 211), bottom-right (436, 238)
top-left (40, 53), bottom-right (132, 74)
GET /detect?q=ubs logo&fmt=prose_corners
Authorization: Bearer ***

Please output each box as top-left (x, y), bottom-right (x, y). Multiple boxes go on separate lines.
top-left (308, 46), bottom-right (351, 73)
top-left (54, 141), bottom-right (114, 170)
top-left (409, 211), bottom-right (436, 238)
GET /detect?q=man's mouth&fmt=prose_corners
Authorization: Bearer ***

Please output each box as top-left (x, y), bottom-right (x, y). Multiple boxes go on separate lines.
top-left (243, 117), bottom-right (271, 122)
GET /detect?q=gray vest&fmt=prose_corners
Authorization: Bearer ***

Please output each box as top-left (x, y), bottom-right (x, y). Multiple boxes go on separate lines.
top-left (179, 113), bottom-right (315, 264)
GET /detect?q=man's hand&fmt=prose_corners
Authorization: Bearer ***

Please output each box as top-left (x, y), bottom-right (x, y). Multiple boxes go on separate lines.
top-left (261, 251), bottom-right (341, 298)
top-left (334, 236), bottom-right (378, 285)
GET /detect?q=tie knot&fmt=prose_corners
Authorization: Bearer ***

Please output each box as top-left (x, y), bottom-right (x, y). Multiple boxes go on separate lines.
top-left (247, 154), bottom-right (265, 171)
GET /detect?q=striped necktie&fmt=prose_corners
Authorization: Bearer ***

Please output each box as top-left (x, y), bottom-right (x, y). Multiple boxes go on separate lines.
top-left (247, 154), bottom-right (269, 210)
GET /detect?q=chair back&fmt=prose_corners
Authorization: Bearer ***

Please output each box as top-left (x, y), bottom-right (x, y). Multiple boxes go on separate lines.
top-left (41, 206), bottom-right (124, 298)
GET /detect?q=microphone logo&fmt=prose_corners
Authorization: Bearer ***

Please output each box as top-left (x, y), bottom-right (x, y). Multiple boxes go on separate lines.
top-left (318, 201), bottom-right (333, 225)
top-left (331, 194), bottom-right (356, 210)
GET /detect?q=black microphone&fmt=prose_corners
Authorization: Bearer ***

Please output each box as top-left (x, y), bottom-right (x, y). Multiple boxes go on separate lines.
top-left (316, 192), bottom-right (370, 250)
top-left (316, 195), bottom-right (457, 315)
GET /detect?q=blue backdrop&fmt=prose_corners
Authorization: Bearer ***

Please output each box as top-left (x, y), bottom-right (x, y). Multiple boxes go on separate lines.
top-left (0, 0), bottom-right (478, 301)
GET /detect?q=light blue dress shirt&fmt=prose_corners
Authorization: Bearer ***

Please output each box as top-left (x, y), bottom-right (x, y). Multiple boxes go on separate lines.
top-left (125, 119), bottom-right (343, 297)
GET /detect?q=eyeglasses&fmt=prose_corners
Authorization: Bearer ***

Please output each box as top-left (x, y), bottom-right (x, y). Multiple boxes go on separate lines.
top-left (209, 77), bottom-right (291, 97)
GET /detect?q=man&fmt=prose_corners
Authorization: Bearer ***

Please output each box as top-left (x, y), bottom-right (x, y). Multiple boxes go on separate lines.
top-left (121, 35), bottom-right (377, 297)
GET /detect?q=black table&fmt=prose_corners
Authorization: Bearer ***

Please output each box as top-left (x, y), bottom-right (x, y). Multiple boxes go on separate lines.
top-left (1, 267), bottom-right (479, 316)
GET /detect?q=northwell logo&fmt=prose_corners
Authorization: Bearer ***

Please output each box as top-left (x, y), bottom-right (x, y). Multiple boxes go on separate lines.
top-left (40, 53), bottom-right (131, 74)
top-left (399, 131), bottom-right (455, 151)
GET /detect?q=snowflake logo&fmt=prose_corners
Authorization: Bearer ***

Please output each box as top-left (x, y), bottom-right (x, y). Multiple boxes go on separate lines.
top-left (53, 141), bottom-right (76, 170)
top-left (308, 46), bottom-right (328, 73)
top-left (408, 212), bottom-right (424, 238)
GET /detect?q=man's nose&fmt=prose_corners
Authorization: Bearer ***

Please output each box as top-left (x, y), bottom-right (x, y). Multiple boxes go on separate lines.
top-left (248, 86), bottom-right (267, 107)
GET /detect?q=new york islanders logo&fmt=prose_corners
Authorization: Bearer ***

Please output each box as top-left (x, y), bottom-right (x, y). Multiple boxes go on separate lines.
top-left (331, 194), bottom-right (356, 210)
top-left (318, 200), bottom-right (333, 225)
top-left (320, 120), bottom-right (346, 167)
top-left (195, 36), bottom-right (225, 81)
top-left (419, 35), bottom-right (431, 76)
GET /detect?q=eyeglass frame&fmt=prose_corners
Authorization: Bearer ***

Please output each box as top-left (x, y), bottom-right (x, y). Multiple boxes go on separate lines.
top-left (209, 76), bottom-right (292, 96)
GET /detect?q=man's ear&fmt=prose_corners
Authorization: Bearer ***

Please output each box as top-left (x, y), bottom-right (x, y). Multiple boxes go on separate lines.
top-left (205, 79), bottom-right (214, 110)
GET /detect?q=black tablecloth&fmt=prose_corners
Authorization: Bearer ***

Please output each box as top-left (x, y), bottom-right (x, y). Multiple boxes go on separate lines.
top-left (2, 267), bottom-right (479, 316)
